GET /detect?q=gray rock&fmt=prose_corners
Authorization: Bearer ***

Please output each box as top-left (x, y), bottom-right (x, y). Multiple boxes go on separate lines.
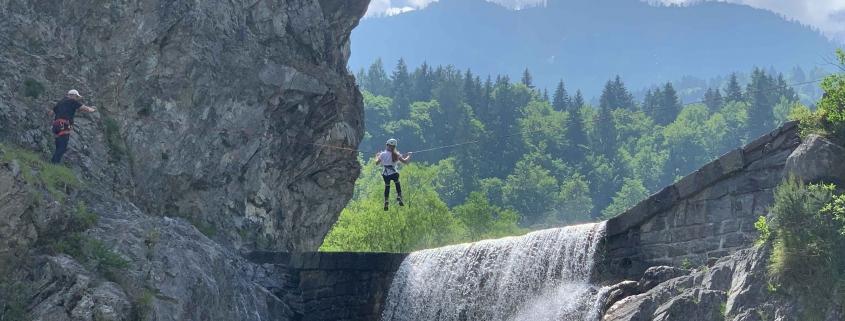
top-left (601, 247), bottom-right (834, 321)
top-left (638, 266), bottom-right (689, 292)
top-left (0, 0), bottom-right (368, 253)
top-left (785, 134), bottom-right (845, 185)
top-left (28, 255), bottom-right (131, 321)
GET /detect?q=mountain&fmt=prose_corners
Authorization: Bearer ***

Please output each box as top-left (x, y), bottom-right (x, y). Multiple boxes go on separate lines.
top-left (350, 0), bottom-right (839, 96)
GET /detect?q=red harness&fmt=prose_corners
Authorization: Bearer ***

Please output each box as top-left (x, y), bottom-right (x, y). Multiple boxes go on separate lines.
top-left (51, 118), bottom-right (72, 137)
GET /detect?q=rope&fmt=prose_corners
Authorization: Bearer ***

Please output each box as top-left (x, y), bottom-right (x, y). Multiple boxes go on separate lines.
top-left (302, 77), bottom-right (826, 156)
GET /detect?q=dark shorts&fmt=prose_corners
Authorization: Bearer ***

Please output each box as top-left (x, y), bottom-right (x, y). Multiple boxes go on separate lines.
top-left (382, 173), bottom-right (400, 184)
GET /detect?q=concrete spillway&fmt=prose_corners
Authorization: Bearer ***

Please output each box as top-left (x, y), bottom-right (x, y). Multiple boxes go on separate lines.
top-left (381, 223), bottom-right (607, 321)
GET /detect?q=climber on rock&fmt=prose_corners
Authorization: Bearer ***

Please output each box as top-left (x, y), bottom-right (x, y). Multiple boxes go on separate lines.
top-left (375, 138), bottom-right (412, 211)
top-left (48, 89), bottom-right (97, 164)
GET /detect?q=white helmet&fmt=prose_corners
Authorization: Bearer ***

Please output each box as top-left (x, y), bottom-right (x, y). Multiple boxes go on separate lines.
top-left (386, 138), bottom-right (398, 146)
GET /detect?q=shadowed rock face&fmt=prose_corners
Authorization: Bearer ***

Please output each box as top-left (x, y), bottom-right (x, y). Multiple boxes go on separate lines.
top-left (0, 0), bottom-right (368, 252)
top-left (0, 1), bottom-right (369, 320)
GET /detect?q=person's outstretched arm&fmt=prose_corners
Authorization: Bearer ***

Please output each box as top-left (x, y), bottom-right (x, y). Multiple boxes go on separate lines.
top-left (375, 152), bottom-right (382, 165)
top-left (400, 152), bottom-right (412, 164)
top-left (80, 105), bottom-right (97, 113)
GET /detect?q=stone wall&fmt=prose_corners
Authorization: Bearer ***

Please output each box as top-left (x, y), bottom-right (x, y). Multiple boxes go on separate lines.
top-left (600, 121), bottom-right (802, 280)
top-left (248, 252), bottom-right (408, 321)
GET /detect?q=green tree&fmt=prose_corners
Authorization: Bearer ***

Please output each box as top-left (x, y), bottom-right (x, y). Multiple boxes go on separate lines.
top-left (391, 58), bottom-right (412, 118)
top-left (552, 80), bottom-right (570, 111)
top-left (725, 73), bottom-right (743, 103)
top-left (703, 87), bottom-right (723, 113)
top-left (550, 174), bottom-right (593, 224)
top-left (521, 68), bottom-right (534, 88)
top-left (321, 162), bottom-right (465, 252)
top-left (365, 58), bottom-right (391, 96)
top-left (454, 192), bottom-right (523, 241)
top-left (601, 178), bottom-right (648, 219)
top-left (654, 82), bottom-right (681, 125)
top-left (502, 157), bottom-right (560, 226)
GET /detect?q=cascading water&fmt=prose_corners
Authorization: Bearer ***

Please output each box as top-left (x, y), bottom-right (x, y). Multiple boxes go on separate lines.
top-left (381, 222), bottom-right (607, 321)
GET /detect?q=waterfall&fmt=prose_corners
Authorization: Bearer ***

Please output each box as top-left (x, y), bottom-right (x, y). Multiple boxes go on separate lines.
top-left (381, 222), bottom-right (606, 321)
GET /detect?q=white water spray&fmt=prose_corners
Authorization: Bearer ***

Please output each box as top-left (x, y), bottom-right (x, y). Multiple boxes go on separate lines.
top-left (382, 222), bottom-right (606, 321)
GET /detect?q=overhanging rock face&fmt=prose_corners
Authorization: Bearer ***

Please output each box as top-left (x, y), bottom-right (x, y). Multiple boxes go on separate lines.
top-left (601, 121), bottom-right (802, 280)
top-left (0, 0), bottom-right (369, 252)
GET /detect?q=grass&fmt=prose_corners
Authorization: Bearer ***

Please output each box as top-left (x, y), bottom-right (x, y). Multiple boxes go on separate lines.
top-left (0, 143), bottom-right (81, 200)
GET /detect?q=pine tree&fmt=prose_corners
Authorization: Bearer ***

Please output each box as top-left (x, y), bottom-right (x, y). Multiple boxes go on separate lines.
top-left (571, 90), bottom-right (585, 112)
top-left (703, 88), bottom-right (723, 113)
top-left (552, 80), bottom-right (570, 111)
top-left (542, 89), bottom-right (550, 103)
top-left (655, 82), bottom-right (681, 125)
top-left (463, 69), bottom-right (482, 109)
top-left (391, 58), bottom-right (412, 118)
top-left (600, 76), bottom-right (634, 111)
top-left (642, 88), bottom-right (660, 120)
top-left (366, 58), bottom-right (390, 96)
top-left (411, 62), bottom-right (434, 102)
top-left (746, 68), bottom-right (776, 137)
top-left (594, 103), bottom-right (617, 157)
top-left (564, 107), bottom-right (588, 165)
top-left (725, 73), bottom-right (743, 103)
top-left (521, 68), bottom-right (534, 88)
top-left (356, 68), bottom-right (367, 90)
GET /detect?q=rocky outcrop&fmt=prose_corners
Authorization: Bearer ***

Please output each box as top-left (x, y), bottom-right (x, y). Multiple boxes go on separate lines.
top-left (0, 0), bottom-right (368, 252)
top-left (784, 134), bottom-right (845, 185)
top-left (602, 246), bottom-right (843, 321)
top-left (0, 0), bottom-right (370, 320)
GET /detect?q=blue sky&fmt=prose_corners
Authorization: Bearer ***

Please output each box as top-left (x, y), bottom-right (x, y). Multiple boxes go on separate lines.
top-left (365, 0), bottom-right (845, 43)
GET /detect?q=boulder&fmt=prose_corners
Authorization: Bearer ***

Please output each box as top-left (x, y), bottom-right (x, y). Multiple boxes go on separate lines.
top-left (638, 266), bottom-right (689, 292)
top-left (785, 134), bottom-right (845, 185)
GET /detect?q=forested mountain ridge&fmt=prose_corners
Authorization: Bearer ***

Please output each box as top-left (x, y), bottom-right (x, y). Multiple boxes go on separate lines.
top-left (350, 0), bottom-right (838, 96)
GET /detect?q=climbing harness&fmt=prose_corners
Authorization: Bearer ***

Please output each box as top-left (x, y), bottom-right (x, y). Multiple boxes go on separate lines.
top-left (51, 119), bottom-right (72, 137)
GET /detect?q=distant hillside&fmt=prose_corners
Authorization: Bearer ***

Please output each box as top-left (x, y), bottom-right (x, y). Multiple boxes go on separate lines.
top-left (350, 0), bottom-right (838, 96)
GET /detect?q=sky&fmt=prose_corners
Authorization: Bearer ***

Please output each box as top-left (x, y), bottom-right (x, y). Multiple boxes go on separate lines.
top-left (365, 0), bottom-right (845, 43)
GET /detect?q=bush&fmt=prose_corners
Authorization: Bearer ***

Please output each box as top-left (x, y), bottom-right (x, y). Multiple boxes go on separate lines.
top-left (103, 117), bottom-right (128, 162)
top-left (22, 78), bottom-right (45, 99)
top-left (766, 177), bottom-right (845, 319)
top-left (793, 49), bottom-right (845, 143)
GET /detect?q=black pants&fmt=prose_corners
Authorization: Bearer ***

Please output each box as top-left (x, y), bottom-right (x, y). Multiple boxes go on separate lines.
top-left (382, 173), bottom-right (402, 201)
top-left (51, 135), bottom-right (70, 164)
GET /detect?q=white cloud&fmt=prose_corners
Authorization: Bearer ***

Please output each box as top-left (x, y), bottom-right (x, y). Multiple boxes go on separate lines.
top-left (653, 0), bottom-right (845, 42)
top-left (364, 0), bottom-right (845, 43)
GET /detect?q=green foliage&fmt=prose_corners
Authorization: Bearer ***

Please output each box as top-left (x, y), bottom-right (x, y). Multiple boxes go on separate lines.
top-left (131, 288), bottom-right (156, 321)
top-left (50, 234), bottom-right (129, 279)
top-left (754, 215), bottom-right (771, 244)
top-left (766, 178), bottom-right (845, 319)
top-left (72, 201), bottom-right (98, 231)
top-left (321, 161), bottom-right (466, 252)
top-left (355, 57), bottom-right (814, 232)
top-left (0, 279), bottom-right (29, 321)
top-left (321, 160), bottom-right (526, 252)
top-left (0, 143), bottom-right (80, 200)
top-left (103, 117), bottom-right (128, 162)
top-left (681, 257), bottom-right (693, 270)
top-left (22, 78), bottom-right (45, 99)
top-left (601, 178), bottom-right (649, 219)
top-left (792, 49), bottom-right (845, 142)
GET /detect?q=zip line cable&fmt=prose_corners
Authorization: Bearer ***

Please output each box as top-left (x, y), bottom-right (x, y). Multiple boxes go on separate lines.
top-left (305, 77), bottom-right (826, 156)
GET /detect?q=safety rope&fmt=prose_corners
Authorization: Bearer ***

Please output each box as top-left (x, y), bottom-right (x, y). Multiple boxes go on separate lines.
top-left (304, 78), bottom-right (826, 156)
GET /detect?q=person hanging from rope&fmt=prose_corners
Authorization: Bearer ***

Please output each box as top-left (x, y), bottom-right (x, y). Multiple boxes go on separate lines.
top-left (47, 89), bottom-right (97, 164)
top-left (375, 138), bottom-right (412, 211)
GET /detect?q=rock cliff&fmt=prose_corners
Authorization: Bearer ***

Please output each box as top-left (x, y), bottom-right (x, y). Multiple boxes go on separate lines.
top-left (0, 0), bottom-right (369, 320)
